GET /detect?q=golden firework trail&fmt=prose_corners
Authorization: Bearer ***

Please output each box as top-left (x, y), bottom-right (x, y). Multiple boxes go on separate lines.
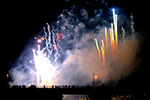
top-left (112, 9), bottom-right (118, 48)
top-left (101, 40), bottom-right (105, 65)
top-left (110, 23), bottom-right (115, 55)
top-left (95, 9), bottom-right (118, 64)
top-left (105, 27), bottom-right (108, 52)
top-left (95, 38), bottom-right (101, 62)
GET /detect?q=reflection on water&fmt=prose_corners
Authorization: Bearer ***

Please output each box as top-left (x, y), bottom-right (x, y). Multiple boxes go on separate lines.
top-left (63, 94), bottom-right (89, 100)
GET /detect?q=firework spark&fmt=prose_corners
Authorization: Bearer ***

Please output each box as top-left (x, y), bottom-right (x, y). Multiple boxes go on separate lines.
top-left (105, 27), bottom-right (108, 53)
top-left (101, 40), bottom-right (105, 65)
top-left (33, 46), bottom-right (56, 87)
top-left (112, 9), bottom-right (118, 49)
top-left (95, 38), bottom-right (101, 62)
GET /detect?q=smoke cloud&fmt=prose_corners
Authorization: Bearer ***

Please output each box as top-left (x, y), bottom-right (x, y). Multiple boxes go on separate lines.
top-left (9, 6), bottom-right (141, 86)
top-left (56, 32), bottom-right (140, 85)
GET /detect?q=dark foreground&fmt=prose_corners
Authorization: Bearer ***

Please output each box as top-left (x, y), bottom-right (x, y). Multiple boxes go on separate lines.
top-left (1, 85), bottom-right (149, 100)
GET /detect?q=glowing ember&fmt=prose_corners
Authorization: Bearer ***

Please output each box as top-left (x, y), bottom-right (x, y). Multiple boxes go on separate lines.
top-left (37, 39), bottom-right (42, 43)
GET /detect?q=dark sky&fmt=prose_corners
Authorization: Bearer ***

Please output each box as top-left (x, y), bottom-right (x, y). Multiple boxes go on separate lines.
top-left (1, 0), bottom-right (150, 88)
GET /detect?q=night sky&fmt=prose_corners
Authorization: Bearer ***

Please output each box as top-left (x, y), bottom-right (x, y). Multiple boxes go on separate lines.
top-left (1, 0), bottom-right (150, 88)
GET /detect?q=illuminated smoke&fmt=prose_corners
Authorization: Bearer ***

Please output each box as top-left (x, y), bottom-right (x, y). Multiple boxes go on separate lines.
top-left (9, 6), bottom-right (141, 87)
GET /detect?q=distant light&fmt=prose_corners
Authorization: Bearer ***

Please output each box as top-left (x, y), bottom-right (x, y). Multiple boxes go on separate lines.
top-left (34, 37), bottom-right (37, 39)
top-left (6, 74), bottom-right (9, 79)
top-left (94, 75), bottom-right (98, 79)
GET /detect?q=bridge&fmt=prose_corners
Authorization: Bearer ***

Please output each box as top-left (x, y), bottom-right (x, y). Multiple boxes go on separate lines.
top-left (1, 85), bottom-right (148, 100)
